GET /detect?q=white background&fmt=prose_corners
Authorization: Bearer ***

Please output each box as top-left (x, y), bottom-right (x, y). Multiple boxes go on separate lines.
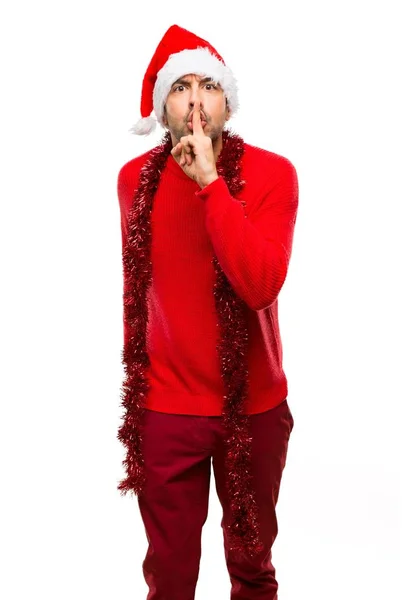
top-left (1, 1), bottom-right (413, 599)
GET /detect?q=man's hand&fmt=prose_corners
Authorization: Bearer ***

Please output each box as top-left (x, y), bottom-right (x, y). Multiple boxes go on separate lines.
top-left (170, 100), bottom-right (219, 188)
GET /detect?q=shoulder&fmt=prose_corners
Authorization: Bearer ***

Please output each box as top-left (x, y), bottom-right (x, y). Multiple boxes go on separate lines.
top-left (242, 142), bottom-right (298, 184)
top-left (117, 148), bottom-right (155, 216)
top-left (117, 148), bottom-right (154, 188)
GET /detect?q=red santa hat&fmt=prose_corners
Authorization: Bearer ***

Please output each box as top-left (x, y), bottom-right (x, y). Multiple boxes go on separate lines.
top-left (129, 24), bottom-right (239, 135)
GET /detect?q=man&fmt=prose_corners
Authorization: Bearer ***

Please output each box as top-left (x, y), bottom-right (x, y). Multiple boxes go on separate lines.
top-left (117, 24), bottom-right (299, 600)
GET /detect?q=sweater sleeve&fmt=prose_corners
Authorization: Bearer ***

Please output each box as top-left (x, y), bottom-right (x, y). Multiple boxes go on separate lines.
top-left (117, 165), bottom-right (134, 348)
top-left (195, 158), bottom-right (299, 311)
top-left (117, 165), bottom-right (131, 242)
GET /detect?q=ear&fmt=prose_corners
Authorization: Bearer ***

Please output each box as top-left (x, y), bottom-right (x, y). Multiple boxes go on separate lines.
top-left (162, 106), bottom-right (168, 127)
top-left (225, 97), bottom-right (231, 121)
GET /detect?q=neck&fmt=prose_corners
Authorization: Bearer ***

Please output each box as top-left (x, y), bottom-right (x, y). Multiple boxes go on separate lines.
top-left (212, 134), bottom-right (223, 162)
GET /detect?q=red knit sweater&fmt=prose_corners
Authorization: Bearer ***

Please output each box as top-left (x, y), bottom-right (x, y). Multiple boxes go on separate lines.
top-left (117, 141), bottom-right (299, 416)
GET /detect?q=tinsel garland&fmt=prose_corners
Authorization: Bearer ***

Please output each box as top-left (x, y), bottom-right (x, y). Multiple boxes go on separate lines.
top-left (117, 129), bottom-right (265, 559)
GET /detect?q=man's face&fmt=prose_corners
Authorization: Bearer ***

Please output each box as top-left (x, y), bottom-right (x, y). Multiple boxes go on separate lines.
top-left (162, 73), bottom-right (231, 145)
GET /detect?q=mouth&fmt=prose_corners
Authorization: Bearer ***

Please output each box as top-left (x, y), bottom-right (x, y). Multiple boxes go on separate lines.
top-left (187, 115), bottom-right (207, 130)
top-left (187, 120), bottom-right (207, 130)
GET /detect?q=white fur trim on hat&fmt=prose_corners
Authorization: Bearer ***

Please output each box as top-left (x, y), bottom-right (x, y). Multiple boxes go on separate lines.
top-left (128, 116), bottom-right (157, 136)
top-left (153, 47), bottom-right (239, 128)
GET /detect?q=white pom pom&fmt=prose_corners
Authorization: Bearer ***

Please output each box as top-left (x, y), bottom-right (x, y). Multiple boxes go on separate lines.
top-left (128, 116), bottom-right (157, 136)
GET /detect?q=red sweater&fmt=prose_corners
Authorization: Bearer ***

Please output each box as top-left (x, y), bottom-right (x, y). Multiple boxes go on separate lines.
top-left (117, 141), bottom-right (299, 416)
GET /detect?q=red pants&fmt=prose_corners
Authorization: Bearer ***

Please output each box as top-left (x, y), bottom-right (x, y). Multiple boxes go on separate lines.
top-left (137, 398), bottom-right (294, 600)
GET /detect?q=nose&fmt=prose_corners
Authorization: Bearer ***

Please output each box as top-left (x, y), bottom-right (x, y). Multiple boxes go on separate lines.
top-left (189, 88), bottom-right (203, 110)
top-left (189, 101), bottom-right (203, 112)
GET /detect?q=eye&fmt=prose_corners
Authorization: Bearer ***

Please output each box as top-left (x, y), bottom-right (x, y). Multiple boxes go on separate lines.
top-left (172, 83), bottom-right (218, 92)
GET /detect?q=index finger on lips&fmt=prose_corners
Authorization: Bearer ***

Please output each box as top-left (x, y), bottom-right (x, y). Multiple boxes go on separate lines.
top-left (192, 101), bottom-right (203, 134)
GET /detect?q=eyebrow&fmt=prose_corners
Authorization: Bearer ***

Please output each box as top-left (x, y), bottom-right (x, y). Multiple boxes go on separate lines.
top-left (171, 76), bottom-right (220, 87)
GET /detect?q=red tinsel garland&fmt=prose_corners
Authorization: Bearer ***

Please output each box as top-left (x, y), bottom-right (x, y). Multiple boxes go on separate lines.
top-left (117, 128), bottom-right (265, 559)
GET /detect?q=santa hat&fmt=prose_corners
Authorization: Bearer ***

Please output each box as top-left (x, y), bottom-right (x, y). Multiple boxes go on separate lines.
top-left (129, 24), bottom-right (239, 136)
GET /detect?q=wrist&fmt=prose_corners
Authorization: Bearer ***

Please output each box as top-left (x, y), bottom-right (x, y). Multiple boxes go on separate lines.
top-left (199, 171), bottom-right (219, 189)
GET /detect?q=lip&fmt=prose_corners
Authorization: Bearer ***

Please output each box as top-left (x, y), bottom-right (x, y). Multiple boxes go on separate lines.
top-left (187, 120), bottom-right (207, 130)
top-left (188, 112), bottom-right (206, 121)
